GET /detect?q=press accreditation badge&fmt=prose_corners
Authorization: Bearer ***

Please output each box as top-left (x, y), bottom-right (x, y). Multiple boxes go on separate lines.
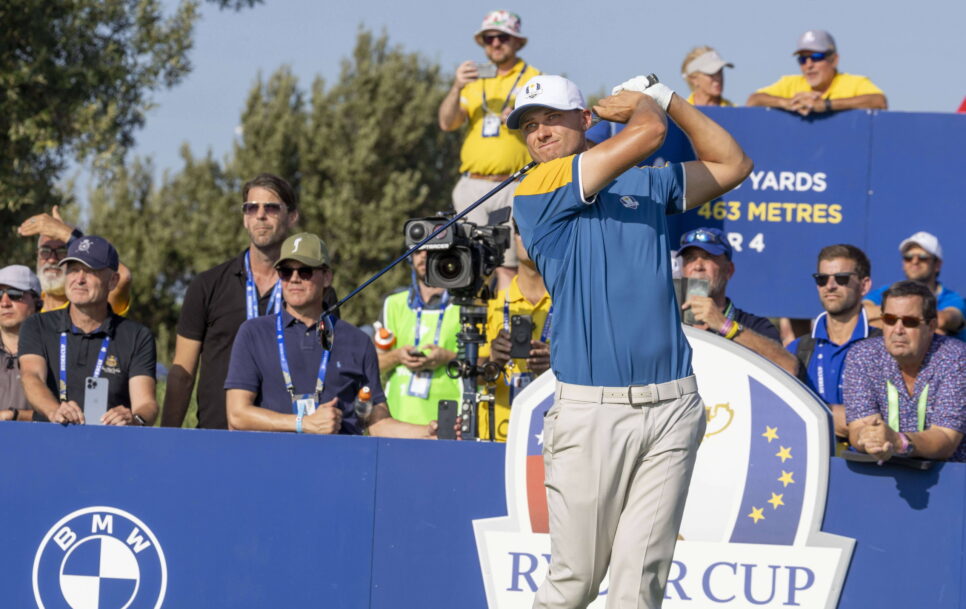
top-left (482, 113), bottom-right (501, 138)
top-left (407, 371), bottom-right (432, 399)
top-left (293, 394), bottom-right (318, 416)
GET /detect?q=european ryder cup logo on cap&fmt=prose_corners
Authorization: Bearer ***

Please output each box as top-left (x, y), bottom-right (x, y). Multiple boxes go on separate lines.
top-left (33, 506), bottom-right (167, 609)
top-left (78, 239), bottom-right (92, 253)
top-left (524, 82), bottom-right (543, 99)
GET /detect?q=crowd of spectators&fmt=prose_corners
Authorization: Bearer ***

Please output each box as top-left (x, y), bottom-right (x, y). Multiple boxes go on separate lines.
top-left (0, 11), bottom-right (963, 466)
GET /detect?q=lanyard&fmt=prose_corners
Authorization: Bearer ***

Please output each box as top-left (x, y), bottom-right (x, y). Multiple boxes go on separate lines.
top-left (503, 296), bottom-right (553, 343)
top-left (245, 251), bottom-right (282, 320)
top-left (723, 300), bottom-right (736, 321)
top-left (276, 312), bottom-right (331, 403)
top-left (480, 63), bottom-right (528, 116)
top-left (59, 332), bottom-right (110, 402)
top-left (886, 380), bottom-right (928, 433)
top-left (414, 292), bottom-right (450, 349)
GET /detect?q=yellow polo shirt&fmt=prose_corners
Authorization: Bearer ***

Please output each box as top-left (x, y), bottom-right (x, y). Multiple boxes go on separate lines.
top-left (686, 93), bottom-right (734, 107)
top-left (756, 72), bottom-right (884, 99)
top-left (477, 276), bottom-right (552, 442)
top-left (41, 293), bottom-right (131, 316)
top-left (458, 59), bottom-right (541, 175)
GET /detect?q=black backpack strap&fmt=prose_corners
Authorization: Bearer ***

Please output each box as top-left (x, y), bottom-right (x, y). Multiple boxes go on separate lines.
top-left (794, 335), bottom-right (816, 383)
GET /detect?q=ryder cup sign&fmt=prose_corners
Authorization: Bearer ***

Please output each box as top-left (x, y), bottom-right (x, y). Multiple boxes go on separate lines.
top-left (474, 326), bottom-right (854, 608)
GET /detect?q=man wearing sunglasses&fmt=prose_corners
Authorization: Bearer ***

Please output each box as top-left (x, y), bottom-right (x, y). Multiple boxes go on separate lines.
top-left (678, 227), bottom-right (799, 376)
top-left (508, 74), bottom-right (752, 609)
top-left (0, 265), bottom-right (41, 421)
top-left (438, 10), bottom-right (541, 291)
top-left (844, 280), bottom-right (966, 463)
top-left (163, 173), bottom-right (301, 430)
top-left (787, 245), bottom-right (879, 439)
top-left (225, 233), bottom-right (436, 439)
top-left (863, 231), bottom-right (966, 342)
top-left (747, 30), bottom-right (886, 116)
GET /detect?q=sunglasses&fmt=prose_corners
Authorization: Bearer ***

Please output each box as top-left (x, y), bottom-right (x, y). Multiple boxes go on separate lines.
top-left (881, 313), bottom-right (929, 328)
top-left (482, 33), bottom-right (511, 45)
top-left (812, 272), bottom-right (856, 287)
top-left (241, 202), bottom-right (284, 216)
top-left (277, 266), bottom-right (318, 281)
top-left (38, 246), bottom-right (68, 259)
top-left (680, 229), bottom-right (726, 247)
top-left (797, 52), bottom-right (831, 65)
top-left (0, 288), bottom-right (27, 302)
top-left (903, 254), bottom-right (932, 263)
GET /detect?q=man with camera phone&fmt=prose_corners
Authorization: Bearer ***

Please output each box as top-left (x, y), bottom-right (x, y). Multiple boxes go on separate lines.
top-left (508, 74), bottom-right (752, 608)
top-left (478, 221), bottom-right (551, 441)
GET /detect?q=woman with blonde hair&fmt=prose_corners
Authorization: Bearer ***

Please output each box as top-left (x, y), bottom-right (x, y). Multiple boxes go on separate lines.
top-left (681, 45), bottom-right (734, 106)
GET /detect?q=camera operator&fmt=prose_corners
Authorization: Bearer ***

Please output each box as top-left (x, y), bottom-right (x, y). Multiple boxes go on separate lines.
top-left (478, 221), bottom-right (551, 441)
top-left (377, 250), bottom-right (461, 426)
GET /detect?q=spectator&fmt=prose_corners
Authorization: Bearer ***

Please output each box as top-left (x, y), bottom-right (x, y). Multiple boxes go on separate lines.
top-left (377, 250), bottom-right (460, 426)
top-left (18, 205), bottom-right (132, 315)
top-left (678, 227), bottom-right (799, 375)
top-left (19, 236), bottom-right (157, 425)
top-left (863, 231), bottom-right (965, 341)
top-left (845, 280), bottom-right (966, 462)
top-left (478, 222), bottom-right (551, 441)
top-left (746, 30), bottom-right (887, 115)
top-left (437, 10), bottom-right (541, 291)
top-left (0, 265), bottom-right (41, 421)
top-left (163, 173), bottom-right (304, 429)
top-left (787, 245), bottom-right (879, 438)
top-left (680, 46), bottom-right (735, 107)
top-left (225, 233), bottom-right (435, 438)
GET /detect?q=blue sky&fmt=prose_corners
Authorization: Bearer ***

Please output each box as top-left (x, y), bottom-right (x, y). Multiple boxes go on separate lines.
top-left (116, 0), bottom-right (966, 180)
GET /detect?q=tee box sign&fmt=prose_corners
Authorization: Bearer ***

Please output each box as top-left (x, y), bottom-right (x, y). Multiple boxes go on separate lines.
top-left (474, 326), bottom-right (854, 608)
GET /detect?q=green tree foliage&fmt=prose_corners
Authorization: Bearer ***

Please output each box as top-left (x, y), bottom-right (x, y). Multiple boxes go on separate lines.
top-left (90, 30), bottom-right (460, 360)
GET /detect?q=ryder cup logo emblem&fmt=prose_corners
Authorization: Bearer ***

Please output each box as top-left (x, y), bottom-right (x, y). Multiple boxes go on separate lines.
top-left (524, 82), bottom-right (543, 99)
top-left (33, 506), bottom-right (167, 609)
top-left (78, 239), bottom-right (92, 252)
top-left (474, 327), bottom-right (854, 608)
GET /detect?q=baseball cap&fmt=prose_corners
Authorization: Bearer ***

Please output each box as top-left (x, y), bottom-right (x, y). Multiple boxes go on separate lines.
top-left (275, 233), bottom-right (331, 268)
top-left (683, 50), bottom-right (734, 77)
top-left (0, 265), bottom-right (41, 294)
top-left (795, 30), bottom-right (836, 54)
top-left (474, 10), bottom-right (527, 47)
top-left (506, 75), bottom-right (586, 130)
top-left (899, 231), bottom-right (943, 260)
top-left (58, 236), bottom-right (119, 271)
top-left (677, 228), bottom-right (733, 261)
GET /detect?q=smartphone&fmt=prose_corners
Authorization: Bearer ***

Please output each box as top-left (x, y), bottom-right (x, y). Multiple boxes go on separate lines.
top-left (510, 315), bottom-right (534, 359)
top-left (437, 400), bottom-right (458, 440)
top-left (474, 61), bottom-right (497, 78)
top-left (84, 376), bottom-right (109, 425)
top-left (674, 278), bottom-right (709, 326)
top-left (408, 349), bottom-right (426, 358)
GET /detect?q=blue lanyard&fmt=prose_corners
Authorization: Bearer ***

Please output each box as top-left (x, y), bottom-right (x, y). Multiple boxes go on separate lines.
top-left (503, 296), bottom-right (553, 343)
top-left (276, 312), bottom-right (331, 405)
top-left (245, 251), bottom-right (282, 320)
top-left (59, 332), bottom-right (110, 402)
top-left (413, 292), bottom-right (450, 349)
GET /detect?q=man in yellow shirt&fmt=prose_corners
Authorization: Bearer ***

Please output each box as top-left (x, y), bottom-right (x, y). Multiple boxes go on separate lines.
top-left (437, 10), bottom-right (540, 291)
top-left (747, 30), bottom-right (887, 115)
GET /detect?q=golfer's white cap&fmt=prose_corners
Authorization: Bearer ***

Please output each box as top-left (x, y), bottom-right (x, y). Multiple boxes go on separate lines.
top-left (506, 75), bottom-right (585, 130)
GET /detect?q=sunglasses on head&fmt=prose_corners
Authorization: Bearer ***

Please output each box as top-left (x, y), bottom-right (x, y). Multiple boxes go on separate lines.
top-left (881, 313), bottom-right (929, 328)
top-left (797, 51), bottom-right (831, 65)
top-left (0, 287), bottom-right (27, 302)
top-left (482, 33), bottom-right (511, 45)
top-left (812, 272), bottom-right (856, 287)
top-left (38, 246), bottom-right (68, 259)
top-left (903, 253), bottom-right (932, 263)
top-left (681, 229), bottom-right (725, 247)
top-left (241, 202), bottom-right (284, 216)
top-left (277, 266), bottom-right (318, 281)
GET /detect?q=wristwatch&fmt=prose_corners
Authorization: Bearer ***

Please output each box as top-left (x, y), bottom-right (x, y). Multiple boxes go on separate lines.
top-left (132, 414), bottom-right (147, 426)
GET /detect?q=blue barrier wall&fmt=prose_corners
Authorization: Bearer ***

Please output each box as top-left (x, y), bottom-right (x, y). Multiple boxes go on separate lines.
top-left (661, 108), bottom-right (966, 319)
top-left (2, 423), bottom-right (963, 608)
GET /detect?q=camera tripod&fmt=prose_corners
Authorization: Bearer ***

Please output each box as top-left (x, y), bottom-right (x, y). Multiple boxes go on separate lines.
top-left (446, 303), bottom-right (503, 441)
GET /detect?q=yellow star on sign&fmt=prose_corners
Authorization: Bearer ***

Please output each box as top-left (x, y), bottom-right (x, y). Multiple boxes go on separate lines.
top-left (762, 426), bottom-right (779, 442)
top-left (778, 471), bottom-right (795, 487)
top-left (748, 507), bottom-right (765, 524)
top-left (776, 446), bottom-right (793, 463)
top-left (768, 493), bottom-right (785, 509)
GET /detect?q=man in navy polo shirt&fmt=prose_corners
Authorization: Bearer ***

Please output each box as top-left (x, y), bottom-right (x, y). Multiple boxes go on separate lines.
top-left (788, 244), bottom-right (879, 438)
top-left (507, 75), bottom-right (752, 609)
top-left (225, 233), bottom-right (437, 438)
top-left (19, 236), bottom-right (157, 425)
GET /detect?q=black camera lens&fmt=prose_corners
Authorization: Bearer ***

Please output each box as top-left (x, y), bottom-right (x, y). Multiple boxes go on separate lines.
top-left (408, 223), bottom-right (426, 241)
top-left (436, 253), bottom-right (463, 281)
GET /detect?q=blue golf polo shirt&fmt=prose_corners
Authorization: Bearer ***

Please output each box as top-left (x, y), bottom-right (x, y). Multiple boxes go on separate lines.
top-left (513, 153), bottom-right (692, 387)
top-left (787, 310), bottom-right (874, 404)
top-left (225, 311), bottom-right (385, 434)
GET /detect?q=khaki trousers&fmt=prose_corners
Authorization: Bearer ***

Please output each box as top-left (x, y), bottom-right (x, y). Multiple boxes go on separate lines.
top-left (534, 378), bottom-right (706, 609)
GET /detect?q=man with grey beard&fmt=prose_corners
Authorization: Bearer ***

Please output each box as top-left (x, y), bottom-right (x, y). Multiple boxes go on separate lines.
top-left (17, 206), bottom-right (132, 315)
